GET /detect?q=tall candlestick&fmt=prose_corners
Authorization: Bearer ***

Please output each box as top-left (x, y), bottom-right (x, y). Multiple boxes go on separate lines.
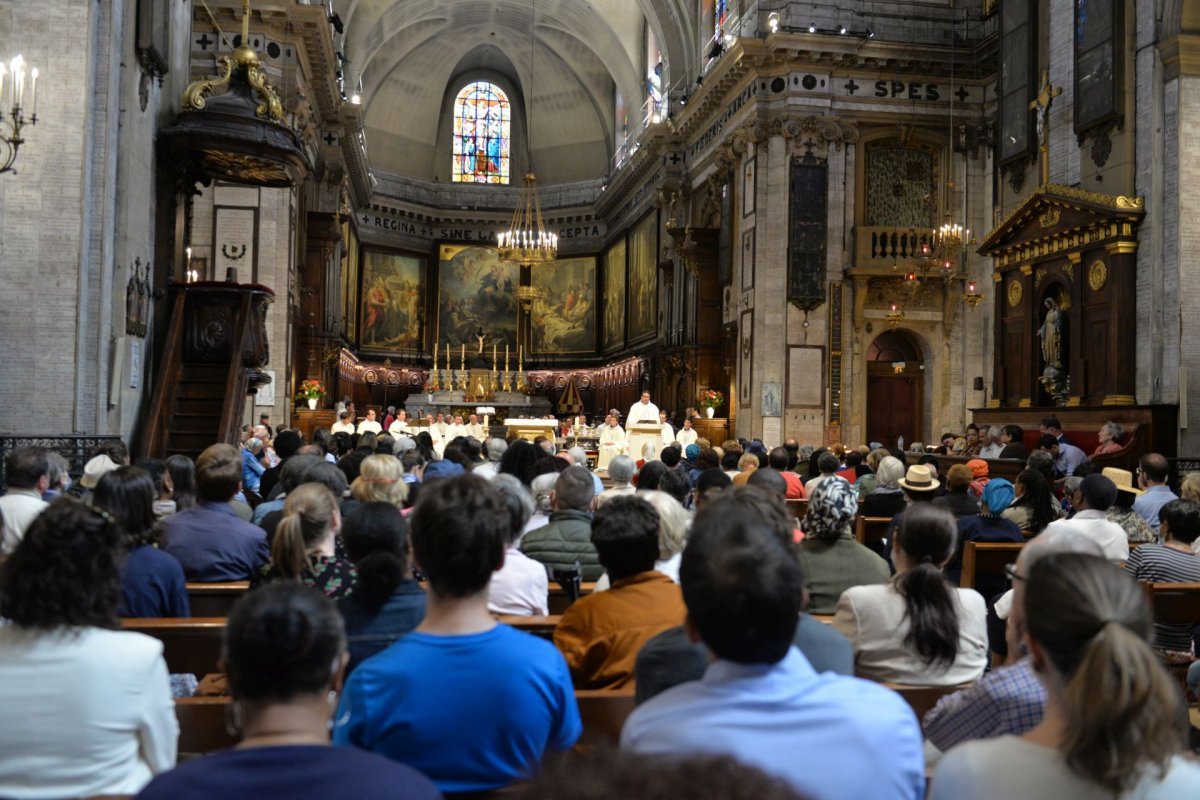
top-left (492, 342), bottom-right (497, 370)
top-left (446, 342), bottom-right (450, 371)
top-left (505, 342), bottom-right (509, 373)
top-left (461, 343), bottom-right (466, 372)
top-left (29, 67), bottom-right (37, 118)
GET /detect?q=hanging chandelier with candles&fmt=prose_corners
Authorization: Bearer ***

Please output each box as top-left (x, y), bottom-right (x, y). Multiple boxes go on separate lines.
top-left (499, 0), bottom-right (557, 265)
top-left (0, 54), bottom-right (39, 176)
top-left (498, 171), bottom-right (557, 264)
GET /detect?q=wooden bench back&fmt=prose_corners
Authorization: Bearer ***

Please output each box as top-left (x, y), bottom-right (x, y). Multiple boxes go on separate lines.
top-left (1143, 582), bottom-right (1200, 624)
top-left (185, 582), bottom-right (249, 617)
top-left (174, 690), bottom-right (635, 756)
top-left (960, 542), bottom-right (1025, 590)
top-left (122, 618), bottom-right (225, 676)
top-left (786, 498), bottom-right (809, 520)
top-left (854, 516), bottom-right (892, 549)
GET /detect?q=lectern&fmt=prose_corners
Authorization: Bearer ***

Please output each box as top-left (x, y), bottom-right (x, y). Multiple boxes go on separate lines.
top-left (628, 423), bottom-right (663, 466)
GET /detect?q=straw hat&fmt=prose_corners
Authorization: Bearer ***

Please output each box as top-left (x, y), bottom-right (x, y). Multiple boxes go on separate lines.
top-left (79, 454), bottom-right (119, 489)
top-left (1101, 467), bottom-right (1143, 497)
top-left (898, 464), bottom-right (941, 492)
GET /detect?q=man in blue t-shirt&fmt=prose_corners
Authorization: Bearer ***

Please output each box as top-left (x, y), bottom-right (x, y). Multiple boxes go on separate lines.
top-left (334, 475), bottom-right (581, 793)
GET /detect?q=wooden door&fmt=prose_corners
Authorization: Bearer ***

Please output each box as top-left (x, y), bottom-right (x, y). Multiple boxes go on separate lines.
top-left (867, 374), bottom-right (920, 448)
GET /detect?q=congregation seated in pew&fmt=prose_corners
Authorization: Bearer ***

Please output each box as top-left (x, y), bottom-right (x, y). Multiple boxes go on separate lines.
top-left (337, 502), bottom-right (426, 672)
top-left (488, 474), bottom-right (550, 616)
top-left (553, 495), bottom-right (687, 690)
top-left (251, 482), bottom-right (356, 599)
top-left (334, 475), bottom-right (581, 794)
top-left (136, 583), bottom-right (440, 800)
top-left (0, 500), bottom-right (178, 797)
top-left (796, 478), bottom-right (890, 615)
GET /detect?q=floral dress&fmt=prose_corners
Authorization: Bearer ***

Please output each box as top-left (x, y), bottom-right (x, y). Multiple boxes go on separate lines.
top-left (253, 554), bottom-right (357, 599)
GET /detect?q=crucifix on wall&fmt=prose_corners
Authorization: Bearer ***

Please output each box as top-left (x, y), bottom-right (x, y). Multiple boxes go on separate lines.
top-left (1029, 69), bottom-right (1062, 186)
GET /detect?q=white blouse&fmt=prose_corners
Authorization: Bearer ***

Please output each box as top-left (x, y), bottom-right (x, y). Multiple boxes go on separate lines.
top-left (833, 581), bottom-right (988, 686)
top-left (0, 625), bottom-right (178, 798)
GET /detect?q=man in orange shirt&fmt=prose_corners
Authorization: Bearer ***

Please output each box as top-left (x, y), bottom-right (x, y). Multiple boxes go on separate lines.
top-left (553, 495), bottom-right (686, 689)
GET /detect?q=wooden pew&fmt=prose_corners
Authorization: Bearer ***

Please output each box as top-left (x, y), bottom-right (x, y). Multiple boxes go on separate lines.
top-left (173, 690), bottom-right (636, 755)
top-left (122, 618), bottom-right (225, 676)
top-left (785, 498), bottom-right (809, 520)
top-left (575, 689), bottom-right (637, 747)
top-left (495, 614), bottom-right (562, 639)
top-left (960, 542), bottom-right (1025, 590)
top-left (185, 581), bottom-right (249, 617)
top-left (884, 682), bottom-right (973, 721)
top-left (176, 696), bottom-right (236, 754)
top-left (1142, 581), bottom-right (1200, 624)
top-left (854, 516), bottom-right (892, 549)
top-left (547, 581), bottom-right (597, 614)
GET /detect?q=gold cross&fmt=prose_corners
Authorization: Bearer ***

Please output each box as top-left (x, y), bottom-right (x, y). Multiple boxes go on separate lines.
top-left (1029, 69), bottom-right (1062, 185)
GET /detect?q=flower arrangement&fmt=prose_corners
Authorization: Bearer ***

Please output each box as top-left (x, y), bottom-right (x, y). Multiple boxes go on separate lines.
top-left (297, 379), bottom-right (326, 401)
top-left (699, 389), bottom-right (725, 410)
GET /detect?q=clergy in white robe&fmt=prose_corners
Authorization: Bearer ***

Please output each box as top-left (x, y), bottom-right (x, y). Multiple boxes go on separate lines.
top-left (464, 414), bottom-right (486, 441)
top-left (675, 419), bottom-right (698, 448)
top-left (627, 391), bottom-right (660, 427)
top-left (597, 416), bottom-right (628, 471)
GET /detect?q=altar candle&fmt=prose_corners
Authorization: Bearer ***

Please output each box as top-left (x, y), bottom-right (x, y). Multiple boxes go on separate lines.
top-left (493, 342), bottom-right (497, 369)
top-left (446, 342), bottom-right (450, 370)
top-left (505, 343), bottom-right (509, 372)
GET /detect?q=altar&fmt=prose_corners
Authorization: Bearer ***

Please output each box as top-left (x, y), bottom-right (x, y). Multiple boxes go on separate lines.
top-left (405, 390), bottom-right (552, 420)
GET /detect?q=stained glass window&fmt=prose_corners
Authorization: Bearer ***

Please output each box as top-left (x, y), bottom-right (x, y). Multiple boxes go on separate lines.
top-left (451, 81), bottom-right (511, 184)
top-left (715, 0), bottom-right (727, 38)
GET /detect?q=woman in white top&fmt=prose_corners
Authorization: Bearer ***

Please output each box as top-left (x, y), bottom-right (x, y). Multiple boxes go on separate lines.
top-left (833, 504), bottom-right (987, 686)
top-left (932, 551), bottom-right (1200, 798)
top-left (0, 499), bottom-right (178, 798)
top-left (594, 489), bottom-right (690, 590)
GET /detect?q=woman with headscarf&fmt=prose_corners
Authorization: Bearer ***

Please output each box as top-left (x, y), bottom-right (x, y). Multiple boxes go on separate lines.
top-left (966, 459), bottom-right (990, 498)
top-left (946, 479), bottom-right (1024, 589)
top-left (796, 478), bottom-right (891, 615)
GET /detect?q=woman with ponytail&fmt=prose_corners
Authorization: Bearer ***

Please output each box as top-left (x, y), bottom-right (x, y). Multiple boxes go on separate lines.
top-left (932, 552), bottom-right (1200, 798)
top-left (253, 483), bottom-right (356, 599)
top-left (833, 504), bottom-right (987, 685)
top-left (337, 502), bottom-right (426, 671)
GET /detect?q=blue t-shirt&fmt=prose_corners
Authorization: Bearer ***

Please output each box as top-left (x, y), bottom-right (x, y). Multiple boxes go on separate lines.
top-left (135, 744), bottom-right (441, 800)
top-left (120, 545), bottom-right (190, 618)
top-left (334, 624), bottom-right (582, 793)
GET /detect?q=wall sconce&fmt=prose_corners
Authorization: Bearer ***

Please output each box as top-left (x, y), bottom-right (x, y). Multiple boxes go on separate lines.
top-left (0, 54), bottom-right (39, 176)
top-left (891, 361), bottom-right (906, 374)
top-left (963, 279), bottom-right (984, 310)
top-left (886, 303), bottom-right (905, 326)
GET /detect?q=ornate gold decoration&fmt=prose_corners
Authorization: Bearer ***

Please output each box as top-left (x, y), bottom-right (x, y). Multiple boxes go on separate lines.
top-left (1035, 267), bottom-right (1047, 286)
top-left (1007, 279), bottom-right (1023, 307)
top-left (1103, 394), bottom-right (1136, 406)
top-left (180, 0), bottom-right (285, 122)
top-left (1063, 261), bottom-right (1074, 281)
top-left (1038, 207), bottom-right (1061, 228)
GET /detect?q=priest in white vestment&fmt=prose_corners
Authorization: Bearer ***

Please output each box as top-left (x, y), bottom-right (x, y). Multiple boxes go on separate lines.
top-left (675, 418), bottom-right (698, 448)
top-left (627, 391), bottom-right (660, 427)
top-left (598, 414), bottom-right (628, 471)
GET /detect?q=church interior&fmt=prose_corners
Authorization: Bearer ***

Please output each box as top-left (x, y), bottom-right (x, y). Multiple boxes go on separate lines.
top-left (2, 0), bottom-right (1200, 796)
top-left (1, 0), bottom-right (1196, 462)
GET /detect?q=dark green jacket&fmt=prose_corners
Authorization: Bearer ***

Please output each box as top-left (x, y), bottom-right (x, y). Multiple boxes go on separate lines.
top-left (520, 508), bottom-right (603, 580)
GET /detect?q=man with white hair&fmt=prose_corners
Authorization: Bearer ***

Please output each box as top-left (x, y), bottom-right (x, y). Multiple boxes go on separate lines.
top-left (568, 446), bottom-right (605, 496)
top-left (474, 438), bottom-right (508, 480)
top-left (978, 426), bottom-right (1005, 460)
top-left (923, 529), bottom-right (1105, 758)
top-left (596, 455), bottom-right (636, 507)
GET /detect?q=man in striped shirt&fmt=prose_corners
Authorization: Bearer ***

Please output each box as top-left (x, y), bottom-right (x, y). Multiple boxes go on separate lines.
top-left (1123, 499), bottom-right (1200, 653)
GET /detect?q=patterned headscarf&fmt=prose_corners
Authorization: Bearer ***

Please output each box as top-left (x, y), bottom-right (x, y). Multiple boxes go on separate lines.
top-left (803, 477), bottom-right (859, 541)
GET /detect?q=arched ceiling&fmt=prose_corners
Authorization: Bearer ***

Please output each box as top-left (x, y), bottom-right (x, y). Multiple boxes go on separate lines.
top-left (333, 0), bottom-right (697, 185)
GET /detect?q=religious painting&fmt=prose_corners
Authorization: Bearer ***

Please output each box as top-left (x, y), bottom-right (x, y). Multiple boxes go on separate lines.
top-left (761, 382), bottom-right (782, 418)
top-left (1074, 0), bottom-right (1121, 135)
top-left (626, 213), bottom-right (658, 342)
top-left (603, 239), bottom-right (626, 351)
top-left (451, 81), bottom-right (511, 184)
top-left (531, 257), bottom-right (596, 354)
top-left (436, 244), bottom-right (518, 350)
top-left (359, 249), bottom-right (424, 351)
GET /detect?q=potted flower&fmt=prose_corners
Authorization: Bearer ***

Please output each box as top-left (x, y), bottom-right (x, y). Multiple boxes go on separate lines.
top-left (297, 379), bottom-right (325, 410)
top-left (699, 388), bottom-right (725, 418)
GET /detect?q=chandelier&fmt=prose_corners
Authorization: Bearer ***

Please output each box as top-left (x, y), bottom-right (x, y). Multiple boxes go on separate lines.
top-left (911, 220), bottom-right (967, 276)
top-left (498, 171), bottom-right (557, 264)
top-left (499, 0), bottom-right (557, 265)
top-left (0, 54), bottom-right (39, 176)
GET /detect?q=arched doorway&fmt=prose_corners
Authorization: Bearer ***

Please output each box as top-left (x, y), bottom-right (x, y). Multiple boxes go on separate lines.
top-left (866, 329), bottom-right (924, 448)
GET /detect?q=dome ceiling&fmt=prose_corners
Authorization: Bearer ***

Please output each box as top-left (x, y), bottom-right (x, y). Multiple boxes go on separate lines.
top-left (334, 0), bottom-right (696, 185)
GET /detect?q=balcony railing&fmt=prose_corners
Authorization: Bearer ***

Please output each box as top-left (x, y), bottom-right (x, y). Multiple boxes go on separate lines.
top-left (855, 226), bottom-right (936, 269)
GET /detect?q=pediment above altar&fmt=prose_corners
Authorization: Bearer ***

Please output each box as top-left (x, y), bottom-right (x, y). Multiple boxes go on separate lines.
top-left (977, 184), bottom-right (1145, 269)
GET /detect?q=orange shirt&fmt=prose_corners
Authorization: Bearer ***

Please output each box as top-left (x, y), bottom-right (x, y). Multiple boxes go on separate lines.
top-left (781, 471), bottom-right (807, 499)
top-left (553, 571), bottom-right (686, 690)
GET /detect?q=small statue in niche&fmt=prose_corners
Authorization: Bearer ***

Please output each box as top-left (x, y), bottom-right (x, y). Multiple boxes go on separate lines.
top-left (1038, 296), bottom-right (1069, 406)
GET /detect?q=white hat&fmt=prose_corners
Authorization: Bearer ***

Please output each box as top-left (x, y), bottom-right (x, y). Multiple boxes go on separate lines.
top-left (80, 454), bottom-right (119, 489)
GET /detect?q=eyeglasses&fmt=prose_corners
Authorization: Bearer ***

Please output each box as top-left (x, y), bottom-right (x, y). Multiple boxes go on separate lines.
top-left (1004, 562), bottom-right (1024, 582)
